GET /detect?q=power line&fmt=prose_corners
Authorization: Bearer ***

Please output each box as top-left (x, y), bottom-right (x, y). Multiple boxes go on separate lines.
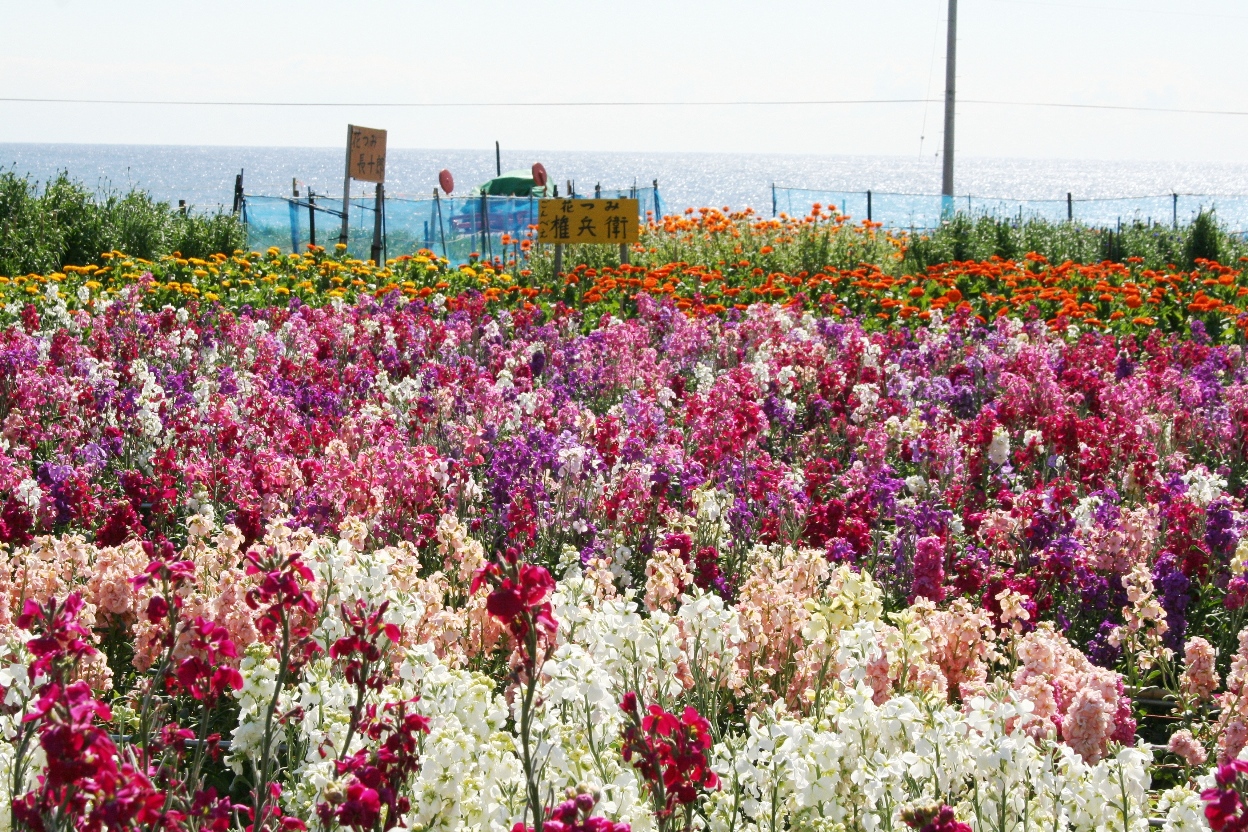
top-left (984, 0), bottom-right (1248, 20)
top-left (0, 96), bottom-right (935, 108)
top-left (2, 95), bottom-right (1247, 117)
top-left (962, 99), bottom-right (1248, 117)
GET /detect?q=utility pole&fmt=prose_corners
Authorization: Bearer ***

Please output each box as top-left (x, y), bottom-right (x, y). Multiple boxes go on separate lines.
top-left (941, 0), bottom-right (957, 201)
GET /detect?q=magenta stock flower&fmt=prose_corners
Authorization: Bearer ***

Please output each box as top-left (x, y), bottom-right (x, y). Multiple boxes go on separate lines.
top-left (315, 695), bottom-right (430, 831)
top-left (18, 593), bottom-right (96, 677)
top-left (512, 794), bottom-right (632, 832)
top-left (170, 617), bottom-right (244, 702)
top-left (244, 548), bottom-right (321, 643)
top-left (13, 594), bottom-right (166, 832)
top-left (330, 599), bottom-right (400, 690)
top-left (902, 804), bottom-right (973, 832)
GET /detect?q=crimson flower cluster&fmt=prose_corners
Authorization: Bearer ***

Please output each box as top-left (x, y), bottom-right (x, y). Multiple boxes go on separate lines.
top-left (315, 696), bottom-right (431, 831)
top-left (1204, 759), bottom-right (1248, 832)
top-left (12, 594), bottom-right (167, 832)
top-left (619, 692), bottom-right (719, 821)
top-left (511, 792), bottom-right (632, 832)
top-left (169, 617), bottom-right (245, 704)
top-left (244, 548), bottom-right (321, 644)
top-left (901, 804), bottom-right (973, 832)
top-left (131, 538), bottom-right (195, 630)
top-left (472, 550), bottom-right (557, 646)
top-left (330, 599), bottom-right (401, 690)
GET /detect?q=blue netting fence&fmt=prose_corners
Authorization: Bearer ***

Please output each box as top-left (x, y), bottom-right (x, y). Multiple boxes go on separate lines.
top-left (771, 187), bottom-right (1248, 234)
top-left (244, 186), bottom-right (663, 263)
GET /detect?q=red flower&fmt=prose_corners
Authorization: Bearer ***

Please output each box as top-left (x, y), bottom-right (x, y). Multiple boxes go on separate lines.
top-left (1204, 760), bottom-right (1248, 832)
top-left (619, 693), bottom-right (719, 823)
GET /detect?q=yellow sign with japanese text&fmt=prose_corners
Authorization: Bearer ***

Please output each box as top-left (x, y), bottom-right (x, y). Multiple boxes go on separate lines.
top-left (347, 125), bottom-right (387, 183)
top-left (538, 198), bottom-right (640, 244)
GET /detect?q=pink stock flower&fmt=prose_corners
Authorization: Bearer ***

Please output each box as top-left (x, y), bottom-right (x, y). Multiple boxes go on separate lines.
top-left (910, 535), bottom-right (946, 603)
top-left (1169, 729), bottom-right (1209, 766)
top-left (1182, 636), bottom-right (1220, 702)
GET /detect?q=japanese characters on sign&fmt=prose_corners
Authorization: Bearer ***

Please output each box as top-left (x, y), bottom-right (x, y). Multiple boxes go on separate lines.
top-left (347, 125), bottom-right (387, 183)
top-left (538, 198), bottom-right (640, 244)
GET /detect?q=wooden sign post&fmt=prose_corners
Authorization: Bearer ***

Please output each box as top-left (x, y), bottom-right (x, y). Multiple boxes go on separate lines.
top-left (538, 198), bottom-right (640, 273)
top-left (339, 124), bottom-right (388, 247)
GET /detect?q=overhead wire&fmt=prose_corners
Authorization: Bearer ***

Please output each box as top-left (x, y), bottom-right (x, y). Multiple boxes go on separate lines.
top-left (2, 96), bottom-right (1247, 117)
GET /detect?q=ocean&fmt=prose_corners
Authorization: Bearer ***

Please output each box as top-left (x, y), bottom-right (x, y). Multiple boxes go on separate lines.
top-left (5, 143), bottom-right (1248, 216)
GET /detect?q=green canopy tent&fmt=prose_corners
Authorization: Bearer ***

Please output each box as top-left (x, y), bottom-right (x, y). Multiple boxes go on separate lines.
top-left (471, 170), bottom-right (551, 198)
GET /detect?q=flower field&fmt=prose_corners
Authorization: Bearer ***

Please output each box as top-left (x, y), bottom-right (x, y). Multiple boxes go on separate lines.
top-left (3, 216), bottom-right (1248, 832)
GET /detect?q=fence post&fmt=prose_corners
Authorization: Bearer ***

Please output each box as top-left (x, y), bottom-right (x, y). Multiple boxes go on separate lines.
top-left (654, 179), bottom-right (662, 218)
top-left (232, 169), bottom-right (244, 214)
top-left (867, 191), bottom-right (873, 223)
top-left (772, 183), bottom-right (776, 218)
top-left (340, 125), bottom-right (352, 246)
top-left (434, 189), bottom-right (448, 260)
top-left (1067, 193), bottom-right (1073, 222)
top-left (309, 190), bottom-right (316, 248)
top-left (371, 183), bottom-right (384, 265)
top-left (287, 194), bottom-right (300, 253)
top-left (595, 183), bottom-right (601, 199)
top-left (1173, 193), bottom-right (1179, 227)
top-left (481, 194), bottom-right (492, 262)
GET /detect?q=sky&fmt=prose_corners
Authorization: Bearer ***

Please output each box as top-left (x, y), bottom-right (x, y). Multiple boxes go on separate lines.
top-left (1, 0), bottom-right (1247, 162)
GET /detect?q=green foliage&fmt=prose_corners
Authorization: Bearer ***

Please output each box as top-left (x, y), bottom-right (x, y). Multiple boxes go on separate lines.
top-left (901, 214), bottom-right (1247, 274)
top-left (1185, 209), bottom-right (1221, 267)
top-left (0, 169), bottom-right (245, 276)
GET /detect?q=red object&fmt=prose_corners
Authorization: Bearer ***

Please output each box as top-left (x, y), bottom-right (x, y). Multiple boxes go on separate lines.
top-left (531, 162), bottom-right (547, 188)
top-left (438, 169), bottom-right (454, 195)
